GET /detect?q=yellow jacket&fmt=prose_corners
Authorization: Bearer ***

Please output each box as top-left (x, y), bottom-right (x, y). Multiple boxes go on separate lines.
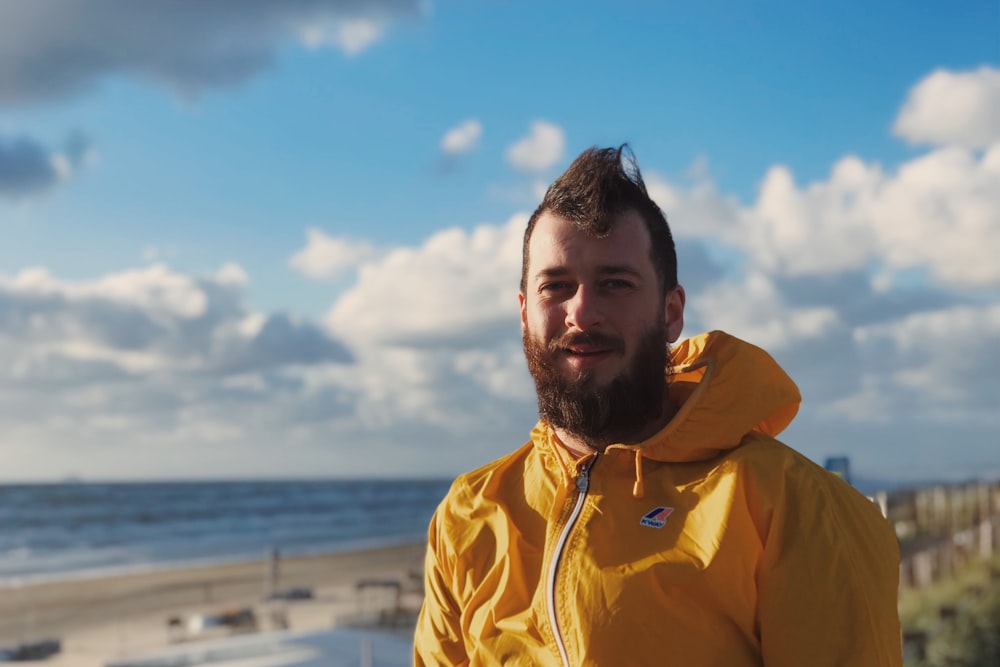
top-left (415, 331), bottom-right (902, 666)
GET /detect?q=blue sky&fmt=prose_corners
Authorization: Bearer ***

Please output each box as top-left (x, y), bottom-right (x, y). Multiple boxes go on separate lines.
top-left (0, 0), bottom-right (998, 482)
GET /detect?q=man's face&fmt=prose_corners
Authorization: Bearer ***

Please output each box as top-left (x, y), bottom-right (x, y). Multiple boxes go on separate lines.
top-left (519, 210), bottom-right (685, 445)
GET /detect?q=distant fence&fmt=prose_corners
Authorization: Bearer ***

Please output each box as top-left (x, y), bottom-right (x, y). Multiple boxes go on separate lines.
top-left (885, 482), bottom-right (1000, 662)
top-left (885, 481), bottom-right (1000, 592)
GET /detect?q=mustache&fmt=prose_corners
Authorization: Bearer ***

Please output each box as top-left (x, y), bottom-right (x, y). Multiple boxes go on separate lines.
top-left (549, 331), bottom-right (625, 353)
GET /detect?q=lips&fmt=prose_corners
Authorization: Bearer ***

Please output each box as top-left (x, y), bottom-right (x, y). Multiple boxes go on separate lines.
top-left (565, 345), bottom-right (612, 357)
top-left (554, 332), bottom-right (624, 354)
top-left (554, 333), bottom-right (623, 369)
top-left (564, 348), bottom-right (613, 369)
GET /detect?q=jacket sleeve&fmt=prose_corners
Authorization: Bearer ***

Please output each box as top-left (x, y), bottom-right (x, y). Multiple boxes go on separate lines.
top-left (413, 504), bottom-right (470, 667)
top-left (756, 473), bottom-right (902, 666)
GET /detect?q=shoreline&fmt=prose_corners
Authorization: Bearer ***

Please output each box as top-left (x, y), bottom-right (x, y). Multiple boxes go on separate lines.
top-left (0, 534), bottom-right (427, 590)
top-left (1, 540), bottom-right (426, 666)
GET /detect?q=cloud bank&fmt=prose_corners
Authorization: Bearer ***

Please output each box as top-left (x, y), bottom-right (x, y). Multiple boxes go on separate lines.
top-left (0, 263), bottom-right (357, 478)
top-left (0, 0), bottom-right (423, 105)
top-left (2, 66), bottom-right (997, 481)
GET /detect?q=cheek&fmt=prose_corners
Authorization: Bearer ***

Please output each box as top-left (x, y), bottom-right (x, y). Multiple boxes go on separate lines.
top-left (525, 305), bottom-right (562, 340)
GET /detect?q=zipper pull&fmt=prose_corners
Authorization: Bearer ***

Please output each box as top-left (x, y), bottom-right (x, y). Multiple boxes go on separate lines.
top-left (575, 455), bottom-right (597, 492)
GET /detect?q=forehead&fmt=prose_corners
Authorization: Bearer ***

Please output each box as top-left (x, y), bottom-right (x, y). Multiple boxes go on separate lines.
top-left (526, 210), bottom-right (654, 279)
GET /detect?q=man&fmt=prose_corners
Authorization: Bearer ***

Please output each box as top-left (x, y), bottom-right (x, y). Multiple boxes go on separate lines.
top-left (414, 146), bottom-right (902, 666)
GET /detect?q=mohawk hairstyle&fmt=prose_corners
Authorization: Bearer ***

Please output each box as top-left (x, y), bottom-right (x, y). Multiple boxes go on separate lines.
top-left (520, 144), bottom-right (678, 295)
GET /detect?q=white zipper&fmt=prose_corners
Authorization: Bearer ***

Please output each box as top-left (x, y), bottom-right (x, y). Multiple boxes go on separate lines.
top-left (546, 454), bottom-right (597, 667)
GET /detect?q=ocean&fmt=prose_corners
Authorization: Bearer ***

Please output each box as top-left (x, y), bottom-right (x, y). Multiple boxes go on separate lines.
top-left (0, 479), bottom-right (453, 585)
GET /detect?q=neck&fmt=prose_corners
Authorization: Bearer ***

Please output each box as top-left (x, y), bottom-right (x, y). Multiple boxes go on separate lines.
top-left (552, 395), bottom-right (679, 459)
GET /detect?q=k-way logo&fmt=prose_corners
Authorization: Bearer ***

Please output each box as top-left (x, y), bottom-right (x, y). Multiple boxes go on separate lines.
top-left (639, 506), bottom-right (674, 529)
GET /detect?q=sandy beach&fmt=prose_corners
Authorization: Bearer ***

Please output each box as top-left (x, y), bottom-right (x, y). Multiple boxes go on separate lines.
top-left (0, 541), bottom-right (426, 667)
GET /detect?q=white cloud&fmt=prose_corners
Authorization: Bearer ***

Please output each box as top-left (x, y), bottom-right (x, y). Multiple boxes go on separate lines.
top-left (652, 156), bottom-right (888, 279)
top-left (747, 158), bottom-right (884, 276)
top-left (506, 121), bottom-right (565, 172)
top-left (215, 262), bottom-right (249, 286)
top-left (0, 216), bottom-right (541, 481)
top-left (289, 228), bottom-right (375, 279)
top-left (0, 262), bottom-right (365, 479)
top-left (300, 18), bottom-right (386, 55)
top-left (0, 227), bottom-right (539, 480)
top-left (50, 153), bottom-right (74, 181)
top-left (453, 345), bottom-right (535, 401)
top-left (0, 263), bottom-right (350, 376)
top-left (441, 119), bottom-right (483, 155)
top-left (838, 303), bottom-right (1000, 424)
top-left (893, 66), bottom-right (1000, 149)
top-left (868, 143), bottom-right (1000, 288)
top-left (688, 272), bottom-right (839, 350)
top-left (646, 171), bottom-right (745, 242)
top-left (326, 214), bottom-right (526, 346)
top-left (649, 140), bottom-right (1000, 290)
top-left (9, 263), bottom-right (210, 320)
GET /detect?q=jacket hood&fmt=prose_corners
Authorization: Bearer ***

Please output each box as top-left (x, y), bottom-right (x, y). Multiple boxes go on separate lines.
top-left (636, 330), bottom-right (800, 463)
top-left (531, 330), bottom-right (801, 472)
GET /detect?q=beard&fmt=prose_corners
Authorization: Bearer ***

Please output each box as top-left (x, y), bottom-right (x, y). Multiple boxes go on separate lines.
top-left (523, 320), bottom-right (669, 449)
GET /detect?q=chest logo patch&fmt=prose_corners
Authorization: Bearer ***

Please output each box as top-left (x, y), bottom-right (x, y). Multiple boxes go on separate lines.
top-left (639, 506), bottom-right (674, 529)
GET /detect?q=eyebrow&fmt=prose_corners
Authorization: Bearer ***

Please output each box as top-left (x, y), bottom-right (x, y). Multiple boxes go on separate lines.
top-left (596, 265), bottom-right (643, 278)
top-left (532, 265), bottom-right (644, 282)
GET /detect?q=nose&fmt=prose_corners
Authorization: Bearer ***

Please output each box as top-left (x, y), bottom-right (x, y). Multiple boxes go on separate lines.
top-left (564, 285), bottom-right (602, 331)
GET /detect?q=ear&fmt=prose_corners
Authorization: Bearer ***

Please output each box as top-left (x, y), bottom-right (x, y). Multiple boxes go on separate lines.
top-left (518, 291), bottom-right (527, 333)
top-left (664, 285), bottom-right (686, 343)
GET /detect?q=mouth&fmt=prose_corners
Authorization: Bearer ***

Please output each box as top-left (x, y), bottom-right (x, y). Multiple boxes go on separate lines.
top-left (565, 344), bottom-right (610, 356)
top-left (546, 332), bottom-right (624, 370)
top-left (562, 345), bottom-right (615, 368)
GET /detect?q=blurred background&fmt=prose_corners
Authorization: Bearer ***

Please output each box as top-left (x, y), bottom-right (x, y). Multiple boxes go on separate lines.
top-left (0, 1), bottom-right (998, 665)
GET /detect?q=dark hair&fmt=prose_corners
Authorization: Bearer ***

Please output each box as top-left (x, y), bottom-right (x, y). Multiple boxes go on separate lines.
top-left (520, 144), bottom-right (678, 296)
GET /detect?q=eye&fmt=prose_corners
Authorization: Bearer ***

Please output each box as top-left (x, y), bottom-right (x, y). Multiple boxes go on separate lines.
top-left (539, 281), bottom-right (572, 294)
top-left (601, 278), bottom-right (634, 290)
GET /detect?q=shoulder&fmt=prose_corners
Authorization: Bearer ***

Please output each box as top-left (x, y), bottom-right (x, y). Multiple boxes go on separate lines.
top-left (737, 443), bottom-right (903, 662)
top-left (450, 440), bottom-right (536, 498)
top-left (727, 432), bottom-right (862, 499)
top-left (432, 441), bottom-right (538, 531)
top-left (725, 433), bottom-right (896, 547)
top-left (426, 440), bottom-right (550, 583)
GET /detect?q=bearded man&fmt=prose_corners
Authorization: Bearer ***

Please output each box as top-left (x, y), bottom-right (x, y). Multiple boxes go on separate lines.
top-left (414, 146), bottom-right (902, 666)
